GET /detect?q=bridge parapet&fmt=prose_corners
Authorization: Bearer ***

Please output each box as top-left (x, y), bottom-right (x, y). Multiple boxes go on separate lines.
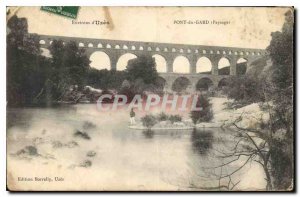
top-left (36, 34), bottom-right (266, 76)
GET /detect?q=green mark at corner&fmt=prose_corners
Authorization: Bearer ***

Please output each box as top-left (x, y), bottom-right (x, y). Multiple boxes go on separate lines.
top-left (41, 6), bottom-right (79, 19)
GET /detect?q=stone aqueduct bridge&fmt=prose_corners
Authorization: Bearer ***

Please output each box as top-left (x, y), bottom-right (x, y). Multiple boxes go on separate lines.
top-left (37, 34), bottom-right (266, 92)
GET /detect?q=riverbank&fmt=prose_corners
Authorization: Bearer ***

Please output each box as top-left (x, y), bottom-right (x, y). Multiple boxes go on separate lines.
top-left (128, 96), bottom-right (269, 131)
top-left (192, 97), bottom-right (269, 130)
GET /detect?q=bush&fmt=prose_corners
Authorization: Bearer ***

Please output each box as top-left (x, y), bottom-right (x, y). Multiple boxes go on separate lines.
top-left (168, 115), bottom-right (182, 123)
top-left (157, 112), bottom-right (168, 121)
top-left (141, 114), bottom-right (157, 129)
top-left (190, 110), bottom-right (201, 125)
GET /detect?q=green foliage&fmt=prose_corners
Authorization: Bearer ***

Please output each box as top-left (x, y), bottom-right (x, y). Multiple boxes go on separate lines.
top-left (121, 55), bottom-right (161, 95)
top-left (190, 95), bottom-right (213, 125)
top-left (7, 16), bottom-right (91, 106)
top-left (7, 16), bottom-right (52, 106)
top-left (265, 10), bottom-right (294, 190)
top-left (217, 66), bottom-right (230, 75)
top-left (190, 110), bottom-right (200, 125)
top-left (141, 114), bottom-right (157, 129)
top-left (266, 10), bottom-right (293, 134)
top-left (172, 77), bottom-right (190, 93)
top-left (86, 68), bottom-right (127, 90)
top-left (236, 62), bottom-right (247, 75)
top-left (157, 112), bottom-right (168, 121)
top-left (7, 18), bottom-right (163, 107)
top-left (269, 140), bottom-right (293, 190)
top-left (168, 114), bottom-right (182, 123)
top-left (49, 40), bottom-right (90, 88)
top-left (226, 75), bottom-right (265, 103)
top-left (126, 55), bottom-right (158, 84)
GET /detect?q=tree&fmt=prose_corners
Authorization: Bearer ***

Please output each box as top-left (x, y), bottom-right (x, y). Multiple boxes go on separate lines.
top-left (190, 95), bottom-right (213, 125)
top-left (7, 15), bottom-right (92, 106)
top-left (86, 68), bottom-right (127, 90)
top-left (7, 15), bottom-right (51, 106)
top-left (172, 77), bottom-right (190, 93)
top-left (126, 55), bottom-right (158, 85)
top-left (226, 75), bottom-right (264, 103)
top-left (157, 112), bottom-right (168, 121)
top-left (168, 115), bottom-right (182, 124)
top-left (206, 10), bottom-right (294, 191)
top-left (49, 40), bottom-right (90, 88)
top-left (264, 9), bottom-right (294, 190)
top-left (141, 114), bottom-right (157, 130)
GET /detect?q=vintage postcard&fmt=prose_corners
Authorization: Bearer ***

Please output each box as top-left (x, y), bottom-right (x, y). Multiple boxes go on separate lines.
top-left (6, 6), bottom-right (294, 191)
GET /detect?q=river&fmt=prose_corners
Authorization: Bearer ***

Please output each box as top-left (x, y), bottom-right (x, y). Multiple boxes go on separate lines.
top-left (6, 104), bottom-right (266, 191)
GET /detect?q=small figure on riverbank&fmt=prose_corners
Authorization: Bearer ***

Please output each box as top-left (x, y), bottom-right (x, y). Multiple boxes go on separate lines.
top-left (130, 108), bottom-right (136, 125)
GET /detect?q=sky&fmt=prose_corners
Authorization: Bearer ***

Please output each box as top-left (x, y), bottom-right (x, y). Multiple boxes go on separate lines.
top-left (13, 6), bottom-right (290, 72)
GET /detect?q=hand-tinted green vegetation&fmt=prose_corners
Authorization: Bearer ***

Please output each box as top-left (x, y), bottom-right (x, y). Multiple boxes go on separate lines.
top-left (7, 16), bottom-right (160, 107)
top-left (141, 113), bottom-right (183, 130)
top-left (222, 10), bottom-right (294, 190)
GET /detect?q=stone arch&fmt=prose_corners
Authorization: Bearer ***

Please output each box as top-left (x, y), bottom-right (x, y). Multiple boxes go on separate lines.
top-left (106, 44), bottom-right (111, 48)
top-left (97, 43), bottom-right (103, 48)
top-left (49, 41), bottom-right (53, 45)
top-left (173, 56), bottom-right (190, 73)
top-left (218, 57), bottom-right (231, 75)
top-left (39, 40), bottom-right (46, 45)
top-left (155, 47), bottom-right (160, 52)
top-left (187, 49), bottom-right (191, 53)
top-left (195, 49), bottom-right (199, 53)
top-left (236, 58), bottom-right (248, 75)
top-left (218, 78), bottom-right (229, 89)
top-left (164, 48), bottom-right (168, 52)
top-left (90, 51), bottom-right (111, 70)
top-left (196, 57), bottom-right (212, 74)
top-left (139, 46), bottom-right (144, 50)
top-left (152, 54), bottom-right (167, 73)
top-left (116, 53), bottom-right (137, 71)
top-left (172, 48), bottom-right (176, 52)
top-left (179, 49), bottom-right (184, 53)
top-left (196, 77), bottom-right (214, 91)
top-left (115, 45), bottom-right (121, 49)
top-left (123, 45), bottom-right (128, 50)
top-left (88, 43), bottom-right (94, 47)
top-left (172, 77), bottom-right (191, 93)
top-left (131, 46), bottom-right (136, 50)
top-left (79, 42), bottom-right (85, 47)
top-left (147, 46), bottom-right (152, 51)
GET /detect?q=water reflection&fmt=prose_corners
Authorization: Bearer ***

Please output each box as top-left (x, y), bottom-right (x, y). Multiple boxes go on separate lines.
top-left (142, 129), bottom-right (154, 139)
top-left (8, 106), bottom-right (243, 190)
top-left (190, 129), bottom-right (213, 156)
